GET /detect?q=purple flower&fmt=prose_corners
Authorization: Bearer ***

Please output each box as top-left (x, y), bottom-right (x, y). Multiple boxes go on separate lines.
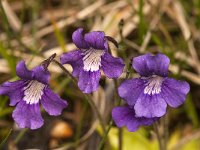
top-left (112, 106), bottom-right (156, 132)
top-left (60, 28), bottom-right (125, 93)
top-left (0, 61), bottom-right (68, 129)
top-left (118, 53), bottom-right (190, 118)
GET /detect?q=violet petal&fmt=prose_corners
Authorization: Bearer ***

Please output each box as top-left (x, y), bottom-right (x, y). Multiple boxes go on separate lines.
top-left (0, 80), bottom-right (26, 106)
top-left (112, 106), bottom-right (156, 132)
top-left (78, 70), bottom-right (101, 93)
top-left (72, 28), bottom-right (89, 49)
top-left (41, 88), bottom-right (67, 116)
top-left (134, 93), bottom-right (167, 118)
top-left (16, 61), bottom-right (33, 80)
top-left (132, 53), bottom-right (170, 77)
top-left (60, 50), bottom-right (83, 77)
top-left (12, 101), bottom-right (44, 129)
top-left (101, 52), bottom-right (125, 78)
top-left (118, 78), bottom-right (146, 106)
top-left (84, 31), bottom-right (107, 50)
top-left (161, 78), bottom-right (190, 107)
top-left (32, 66), bottom-right (50, 85)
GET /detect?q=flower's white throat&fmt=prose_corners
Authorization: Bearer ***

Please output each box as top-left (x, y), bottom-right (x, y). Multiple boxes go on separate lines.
top-left (23, 80), bottom-right (46, 104)
top-left (83, 48), bottom-right (104, 72)
top-left (144, 75), bottom-right (163, 95)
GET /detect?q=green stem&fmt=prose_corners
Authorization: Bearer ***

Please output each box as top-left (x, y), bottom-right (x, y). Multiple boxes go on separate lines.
top-left (163, 114), bottom-right (168, 150)
top-left (114, 80), bottom-right (123, 150)
top-left (98, 74), bottom-right (128, 150)
top-left (0, 128), bottom-right (12, 148)
top-left (97, 120), bottom-right (113, 150)
top-left (53, 60), bottom-right (77, 83)
top-left (153, 122), bottom-right (164, 150)
top-left (74, 101), bottom-right (88, 148)
top-left (84, 94), bottom-right (106, 133)
top-left (119, 128), bottom-right (123, 150)
top-left (14, 128), bottom-right (28, 144)
top-left (53, 60), bottom-right (106, 134)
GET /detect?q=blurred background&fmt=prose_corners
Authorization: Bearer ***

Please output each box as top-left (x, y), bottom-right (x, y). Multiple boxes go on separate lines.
top-left (0, 0), bottom-right (200, 149)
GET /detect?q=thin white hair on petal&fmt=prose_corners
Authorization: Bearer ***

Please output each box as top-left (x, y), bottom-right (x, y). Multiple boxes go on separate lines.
top-left (83, 48), bottom-right (104, 72)
top-left (23, 80), bottom-right (46, 104)
top-left (144, 75), bottom-right (163, 95)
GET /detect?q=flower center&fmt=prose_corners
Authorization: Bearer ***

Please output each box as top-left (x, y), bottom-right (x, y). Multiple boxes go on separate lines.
top-left (23, 80), bottom-right (46, 104)
top-left (144, 75), bottom-right (163, 95)
top-left (83, 48), bottom-right (104, 72)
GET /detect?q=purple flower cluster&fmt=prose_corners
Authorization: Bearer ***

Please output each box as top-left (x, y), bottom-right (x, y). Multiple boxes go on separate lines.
top-left (112, 53), bottom-right (190, 131)
top-left (0, 28), bottom-right (190, 131)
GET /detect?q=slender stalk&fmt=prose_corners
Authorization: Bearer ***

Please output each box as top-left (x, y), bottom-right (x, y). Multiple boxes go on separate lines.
top-left (84, 94), bottom-right (106, 134)
top-left (74, 101), bottom-right (88, 148)
top-left (97, 120), bottom-right (113, 150)
top-left (153, 122), bottom-right (164, 150)
top-left (163, 113), bottom-right (168, 150)
top-left (14, 129), bottom-right (28, 144)
top-left (114, 80), bottom-right (123, 150)
top-left (0, 128), bottom-right (12, 148)
top-left (98, 68), bottom-right (130, 150)
top-left (98, 72), bottom-right (129, 150)
top-left (53, 60), bottom-right (76, 83)
top-left (119, 128), bottom-right (123, 150)
top-left (53, 60), bottom-right (106, 134)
